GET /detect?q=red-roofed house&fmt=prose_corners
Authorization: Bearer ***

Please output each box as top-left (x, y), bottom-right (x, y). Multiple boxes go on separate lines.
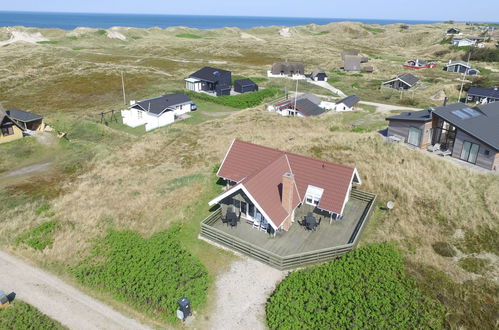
top-left (208, 140), bottom-right (362, 233)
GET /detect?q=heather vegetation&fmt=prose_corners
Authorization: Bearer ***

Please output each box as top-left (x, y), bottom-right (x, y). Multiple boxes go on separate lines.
top-left (0, 301), bottom-right (66, 329)
top-left (72, 228), bottom-right (209, 323)
top-left (266, 243), bottom-right (444, 329)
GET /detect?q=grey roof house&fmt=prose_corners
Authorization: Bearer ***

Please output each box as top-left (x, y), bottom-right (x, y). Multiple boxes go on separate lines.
top-left (343, 55), bottom-right (362, 72)
top-left (335, 95), bottom-right (360, 111)
top-left (382, 73), bottom-right (419, 90)
top-left (6, 109), bottom-right (43, 131)
top-left (271, 93), bottom-right (325, 117)
top-left (122, 93), bottom-right (195, 131)
top-left (467, 87), bottom-right (499, 104)
top-left (185, 67), bottom-right (232, 96)
top-left (234, 78), bottom-right (259, 93)
top-left (444, 61), bottom-right (480, 75)
top-left (310, 67), bottom-right (328, 81)
top-left (386, 102), bottom-right (499, 171)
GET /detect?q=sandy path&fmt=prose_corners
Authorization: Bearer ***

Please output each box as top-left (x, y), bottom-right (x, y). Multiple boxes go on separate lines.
top-left (207, 258), bottom-right (285, 330)
top-left (0, 162), bottom-right (52, 178)
top-left (0, 250), bottom-right (151, 330)
top-left (358, 100), bottom-right (420, 113)
top-left (307, 80), bottom-right (346, 97)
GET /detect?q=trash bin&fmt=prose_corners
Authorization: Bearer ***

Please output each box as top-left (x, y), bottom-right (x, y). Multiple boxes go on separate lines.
top-left (177, 297), bottom-right (191, 321)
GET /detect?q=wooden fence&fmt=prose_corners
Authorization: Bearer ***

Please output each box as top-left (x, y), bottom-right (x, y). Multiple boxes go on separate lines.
top-left (200, 190), bottom-right (377, 270)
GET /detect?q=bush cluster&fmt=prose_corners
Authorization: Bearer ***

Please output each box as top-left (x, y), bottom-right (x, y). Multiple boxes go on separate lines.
top-left (266, 243), bottom-right (444, 329)
top-left (463, 48), bottom-right (499, 62)
top-left (72, 228), bottom-right (208, 323)
top-left (16, 221), bottom-right (58, 251)
top-left (0, 301), bottom-right (66, 329)
top-left (186, 88), bottom-right (281, 109)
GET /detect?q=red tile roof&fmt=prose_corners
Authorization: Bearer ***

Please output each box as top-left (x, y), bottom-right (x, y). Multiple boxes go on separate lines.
top-left (217, 140), bottom-right (358, 228)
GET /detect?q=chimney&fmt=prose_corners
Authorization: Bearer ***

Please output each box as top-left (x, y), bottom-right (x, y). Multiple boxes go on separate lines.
top-left (281, 172), bottom-right (295, 231)
top-left (443, 96), bottom-right (448, 106)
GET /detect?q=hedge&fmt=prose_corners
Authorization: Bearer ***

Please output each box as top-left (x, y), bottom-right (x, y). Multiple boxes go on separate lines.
top-left (0, 301), bottom-right (66, 329)
top-left (185, 88), bottom-right (281, 109)
top-left (266, 243), bottom-right (444, 329)
top-left (72, 227), bottom-right (208, 323)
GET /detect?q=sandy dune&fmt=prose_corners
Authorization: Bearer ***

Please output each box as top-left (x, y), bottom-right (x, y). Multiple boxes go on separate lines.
top-left (0, 30), bottom-right (48, 46)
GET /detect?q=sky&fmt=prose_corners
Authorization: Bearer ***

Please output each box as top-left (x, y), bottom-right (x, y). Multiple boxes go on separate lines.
top-left (1, 0), bottom-right (498, 22)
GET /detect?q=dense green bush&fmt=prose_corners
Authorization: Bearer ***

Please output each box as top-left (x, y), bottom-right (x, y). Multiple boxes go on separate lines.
top-left (0, 300), bottom-right (66, 329)
top-left (185, 88), bottom-right (281, 109)
top-left (463, 48), bottom-right (499, 62)
top-left (16, 221), bottom-right (58, 251)
top-left (266, 243), bottom-right (444, 329)
top-left (72, 228), bottom-right (208, 323)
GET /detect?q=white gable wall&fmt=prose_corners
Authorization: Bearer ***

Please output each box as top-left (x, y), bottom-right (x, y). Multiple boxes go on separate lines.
top-left (121, 108), bottom-right (175, 131)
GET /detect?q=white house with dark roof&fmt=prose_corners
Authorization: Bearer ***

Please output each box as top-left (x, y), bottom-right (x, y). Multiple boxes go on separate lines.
top-left (268, 94), bottom-right (325, 117)
top-left (334, 95), bottom-right (360, 111)
top-left (121, 93), bottom-right (195, 131)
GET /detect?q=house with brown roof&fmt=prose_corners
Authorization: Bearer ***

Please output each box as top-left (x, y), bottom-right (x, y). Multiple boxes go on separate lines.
top-left (268, 62), bottom-right (306, 79)
top-left (209, 140), bottom-right (362, 231)
top-left (200, 140), bottom-right (376, 269)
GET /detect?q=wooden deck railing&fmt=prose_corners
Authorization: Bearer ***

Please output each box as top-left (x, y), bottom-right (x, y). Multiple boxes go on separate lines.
top-left (200, 190), bottom-right (377, 270)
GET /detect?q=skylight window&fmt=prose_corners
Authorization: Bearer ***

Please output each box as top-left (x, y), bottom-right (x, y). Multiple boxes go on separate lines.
top-left (451, 110), bottom-right (470, 119)
top-left (462, 107), bottom-right (480, 118)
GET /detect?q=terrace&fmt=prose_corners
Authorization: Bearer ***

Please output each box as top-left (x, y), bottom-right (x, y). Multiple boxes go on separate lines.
top-left (200, 189), bottom-right (376, 270)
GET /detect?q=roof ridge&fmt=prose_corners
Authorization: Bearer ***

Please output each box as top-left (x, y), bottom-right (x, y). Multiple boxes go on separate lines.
top-left (234, 139), bottom-right (355, 171)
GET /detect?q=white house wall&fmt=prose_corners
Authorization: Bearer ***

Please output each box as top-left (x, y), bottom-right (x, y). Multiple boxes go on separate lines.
top-left (121, 108), bottom-right (147, 128)
top-left (145, 111), bottom-right (174, 131)
top-left (173, 103), bottom-right (192, 116)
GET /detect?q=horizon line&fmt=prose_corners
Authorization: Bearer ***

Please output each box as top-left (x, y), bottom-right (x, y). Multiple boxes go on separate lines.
top-left (0, 10), bottom-right (479, 23)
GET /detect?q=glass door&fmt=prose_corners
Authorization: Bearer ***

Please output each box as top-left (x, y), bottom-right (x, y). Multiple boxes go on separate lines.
top-left (460, 141), bottom-right (479, 164)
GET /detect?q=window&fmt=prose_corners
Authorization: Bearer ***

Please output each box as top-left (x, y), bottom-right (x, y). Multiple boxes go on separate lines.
top-left (460, 141), bottom-right (479, 164)
top-left (407, 127), bottom-right (422, 146)
top-left (485, 150), bottom-right (490, 156)
top-left (1, 126), bottom-right (14, 136)
top-left (137, 110), bottom-right (142, 119)
top-left (305, 185), bottom-right (324, 206)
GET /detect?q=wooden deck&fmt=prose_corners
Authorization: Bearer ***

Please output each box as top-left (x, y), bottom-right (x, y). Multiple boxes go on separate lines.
top-left (200, 189), bottom-right (376, 269)
top-left (210, 199), bottom-right (367, 256)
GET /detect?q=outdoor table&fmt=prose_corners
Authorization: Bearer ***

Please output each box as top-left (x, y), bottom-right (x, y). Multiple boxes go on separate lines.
top-left (305, 214), bottom-right (317, 231)
top-left (226, 211), bottom-right (238, 227)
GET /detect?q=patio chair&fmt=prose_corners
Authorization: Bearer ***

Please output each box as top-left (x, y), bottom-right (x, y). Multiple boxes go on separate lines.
top-left (252, 218), bottom-right (261, 229)
top-left (427, 143), bottom-right (440, 152)
top-left (260, 219), bottom-right (269, 232)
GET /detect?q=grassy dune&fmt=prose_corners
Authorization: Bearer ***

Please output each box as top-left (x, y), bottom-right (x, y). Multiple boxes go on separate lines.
top-left (0, 21), bottom-right (497, 327)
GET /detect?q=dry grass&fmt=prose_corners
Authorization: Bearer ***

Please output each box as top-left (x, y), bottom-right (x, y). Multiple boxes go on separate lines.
top-left (0, 21), bottom-right (498, 327)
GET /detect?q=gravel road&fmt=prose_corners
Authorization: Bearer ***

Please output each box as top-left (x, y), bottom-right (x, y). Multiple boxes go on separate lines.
top-left (0, 250), bottom-right (151, 330)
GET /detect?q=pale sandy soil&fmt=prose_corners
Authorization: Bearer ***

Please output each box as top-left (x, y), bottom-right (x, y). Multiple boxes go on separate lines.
top-left (0, 30), bottom-right (48, 46)
top-left (205, 258), bottom-right (285, 330)
top-left (0, 250), bottom-right (151, 330)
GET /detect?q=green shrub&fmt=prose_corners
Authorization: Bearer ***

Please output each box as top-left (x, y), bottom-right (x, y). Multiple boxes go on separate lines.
top-left (329, 126), bottom-right (340, 132)
top-left (351, 82), bottom-right (361, 88)
top-left (96, 29), bottom-right (107, 36)
top-left (212, 163), bottom-right (221, 173)
top-left (72, 228), bottom-right (209, 323)
top-left (0, 300), bottom-right (66, 329)
top-left (185, 88), bottom-right (281, 109)
top-left (16, 221), bottom-right (58, 251)
top-left (362, 26), bottom-right (385, 34)
top-left (34, 203), bottom-right (50, 216)
top-left (266, 243), bottom-right (444, 329)
top-left (432, 242), bottom-right (457, 257)
top-left (176, 33), bottom-right (202, 39)
top-left (458, 257), bottom-right (491, 274)
top-left (37, 40), bottom-right (59, 45)
top-left (463, 48), bottom-right (499, 62)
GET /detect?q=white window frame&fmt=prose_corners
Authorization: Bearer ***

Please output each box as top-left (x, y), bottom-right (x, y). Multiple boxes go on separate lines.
top-left (305, 185), bottom-right (324, 206)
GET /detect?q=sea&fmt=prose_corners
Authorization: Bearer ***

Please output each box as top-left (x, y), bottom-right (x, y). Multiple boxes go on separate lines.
top-left (0, 11), bottom-right (447, 30)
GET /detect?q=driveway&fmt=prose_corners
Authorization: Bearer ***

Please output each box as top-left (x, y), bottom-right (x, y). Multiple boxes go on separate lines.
top-left (0, 250), bottom-right (151, 330)
top-left (306, 80), bottom-right (346, 97)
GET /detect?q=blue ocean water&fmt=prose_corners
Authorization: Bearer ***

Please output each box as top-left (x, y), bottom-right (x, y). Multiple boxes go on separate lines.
top-left (0, 11), bottom-right (446, 30)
